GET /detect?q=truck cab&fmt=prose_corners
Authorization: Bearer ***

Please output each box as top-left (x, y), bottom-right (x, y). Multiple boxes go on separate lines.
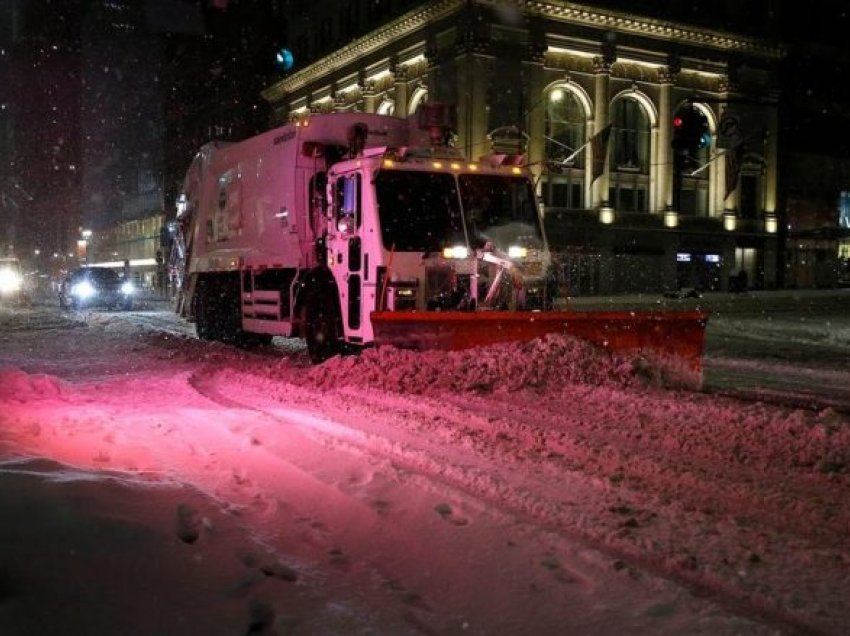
top-left (323, 146), bottom-right (550, 354)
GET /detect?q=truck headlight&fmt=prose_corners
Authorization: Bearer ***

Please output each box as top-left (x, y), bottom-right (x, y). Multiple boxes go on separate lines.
top-left (121, 281), bottom-right (135, 295)
top-left (442, 245), bottom-right (469, 259)
top-left (72, 281), bottom-right (95, 299)
top-left (0, 269), bottom-right (22, 294)
top-left (507, 246), bottom-right (528, 259)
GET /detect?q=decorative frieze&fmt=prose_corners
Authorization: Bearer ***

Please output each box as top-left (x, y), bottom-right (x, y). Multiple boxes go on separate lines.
top-left (592, 55), bottom-right (612, 75)
top-left (360, 79), bottom-right (377, 97)
top-left (455, 27), bottom-right (492, 56)
top-left (718, 74), bottom-right (739, 94)
top-left (392, 63), bottom-right (410, 83)
top-left (524, 42), bottom-right (547, 65)
top-left (657, 66), bottom-right (677, 85)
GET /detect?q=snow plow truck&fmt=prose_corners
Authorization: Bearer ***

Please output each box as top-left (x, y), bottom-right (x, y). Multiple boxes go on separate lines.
top-left (172, 106), bottom-right (707, 386)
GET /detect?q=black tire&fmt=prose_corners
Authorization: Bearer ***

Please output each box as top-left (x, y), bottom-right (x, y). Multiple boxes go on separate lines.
top-left (196, 274), bottom-right (250, 344)
top-left (194, 277), bottom-right (220, 341)
top-left (240, 333), bottom-right (274, 348)
top-left (304, 293), bottom-right (341, 363)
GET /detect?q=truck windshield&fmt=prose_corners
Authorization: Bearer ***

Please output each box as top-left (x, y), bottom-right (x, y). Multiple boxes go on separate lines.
top-left (375, 170), bottom-right (464, 252)
top-left (457, 174), bottom-right (543, 251)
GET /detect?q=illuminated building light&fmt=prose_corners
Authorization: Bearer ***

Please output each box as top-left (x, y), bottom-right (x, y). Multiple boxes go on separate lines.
top-left (468, 164), bottom-right (478, 171)
top-left (511, 167), bottom-right (522, 175)
top-left (765, 215), bottom-right (778, 233)
top-left (723, 212), bottom-right (737, 231)
top-left (546, 46), bottom-right (594, 58)
top-left (366, 68), bottom-right (391, 83)
top-left (677, 252), bottom-right (692, 262)
top-left (599, 206), bottom-right (615, 225)
top-left (432, 162), bottom-right (443, 169)
top-left (450, 162), bottom-right (461, 170)
top-left (549, 88), bottom-right (564, 103)
top-left (400, 54), bottom-right (425, 67)
top-left (383, 159), bottom-right (395, 168)
top-left (616, 57), bottom-right (662, 69)
top-left (664, 211), bottom-right (679, 228)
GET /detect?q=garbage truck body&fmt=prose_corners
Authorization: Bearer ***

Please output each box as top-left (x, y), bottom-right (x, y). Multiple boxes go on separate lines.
top-left (174, 110), bottom-right (707, 385)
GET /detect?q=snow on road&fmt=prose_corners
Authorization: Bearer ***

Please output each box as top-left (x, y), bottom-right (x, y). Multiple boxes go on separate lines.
top-left (1, 294), bottom-right (849, 635)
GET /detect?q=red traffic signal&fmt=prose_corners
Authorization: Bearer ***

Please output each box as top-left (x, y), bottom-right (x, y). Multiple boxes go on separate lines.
top-left (671, 105), bottom-right (710, 155)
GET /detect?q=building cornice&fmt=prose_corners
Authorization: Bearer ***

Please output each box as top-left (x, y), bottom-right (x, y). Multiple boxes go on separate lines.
top-left (520, 0), bottom-right (784, 59)
top-left (263, 0), bottom-right (784, 104)
top-left (262, 0), bottom-right (460, 103)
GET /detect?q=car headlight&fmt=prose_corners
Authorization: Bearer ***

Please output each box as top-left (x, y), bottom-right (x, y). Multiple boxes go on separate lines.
top-left (0, 268), bottom-right (22, 294)
top-left (121, 281), bottom-right (135, 295)
top-left (72, 281), bottom-right (95, 299)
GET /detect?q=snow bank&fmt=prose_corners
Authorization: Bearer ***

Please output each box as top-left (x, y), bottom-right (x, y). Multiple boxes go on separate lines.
top-left (0, 367), bottom-right (64, 402)
top-left (302, 334), bottom-right (649, 395)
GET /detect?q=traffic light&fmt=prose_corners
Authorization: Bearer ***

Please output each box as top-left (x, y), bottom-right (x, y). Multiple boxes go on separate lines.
top-left (275, 48), bottom-right (294, 71)
top-left (671, 105), bottom-right (710, 156)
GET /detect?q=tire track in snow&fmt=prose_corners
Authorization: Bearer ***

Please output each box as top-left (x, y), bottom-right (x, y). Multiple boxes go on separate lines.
top-left (189, 368), bottom-right (829, 636)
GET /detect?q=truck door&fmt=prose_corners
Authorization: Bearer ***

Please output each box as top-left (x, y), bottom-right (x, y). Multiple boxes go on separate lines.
top-left (328, 171), bottom-right (363, 337)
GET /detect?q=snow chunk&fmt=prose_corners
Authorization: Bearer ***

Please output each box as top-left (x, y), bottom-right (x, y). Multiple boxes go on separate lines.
top-left (0, 367), bottom-right (64, 401)
top-left (304, 334), bottom-right (646, 395)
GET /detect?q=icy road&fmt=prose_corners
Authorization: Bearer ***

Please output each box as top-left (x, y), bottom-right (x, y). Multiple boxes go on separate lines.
top-left (0, 291), bottom-right (849, 635)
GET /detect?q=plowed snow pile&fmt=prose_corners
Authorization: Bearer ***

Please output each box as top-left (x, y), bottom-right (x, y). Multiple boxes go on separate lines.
top-left (303, 334), bottom-right (656, 394)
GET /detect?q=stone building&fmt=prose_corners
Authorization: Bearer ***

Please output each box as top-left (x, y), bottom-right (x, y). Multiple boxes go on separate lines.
top-left (263, 0), bottom-right (784, 294)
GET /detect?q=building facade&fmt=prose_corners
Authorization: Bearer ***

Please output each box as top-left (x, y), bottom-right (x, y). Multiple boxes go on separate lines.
top-left (263, 0), bottom-right (784, 294)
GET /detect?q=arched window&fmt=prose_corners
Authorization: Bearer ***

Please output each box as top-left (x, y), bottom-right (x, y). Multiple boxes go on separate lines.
top-left (544, 88), bottom-right (585, 169)
top-left (611, 98), bottom-right (649, 173)
top-left (377, 98), bottom-right (394, 115)
top-left (409, 86), bottom-right (428, 115)
top-left (674, 103), bottom-right (711, 216)
top-left (541, 87), bottom-right (586, 209)
top-left (608, 98), bottom-right (651, 213)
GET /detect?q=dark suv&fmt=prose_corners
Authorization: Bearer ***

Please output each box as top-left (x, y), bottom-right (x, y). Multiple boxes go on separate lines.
top-left (59, 267), bottom-right (135, 310)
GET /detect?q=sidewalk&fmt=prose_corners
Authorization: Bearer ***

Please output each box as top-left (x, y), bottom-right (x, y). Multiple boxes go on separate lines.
top-left (561, 288), bottom-right (850, 315)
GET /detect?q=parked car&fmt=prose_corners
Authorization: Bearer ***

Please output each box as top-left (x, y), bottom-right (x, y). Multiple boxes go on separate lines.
top-left (0, 257), bottom-right (26, 304)
top-left (59, 267), bottom-right (136, 310)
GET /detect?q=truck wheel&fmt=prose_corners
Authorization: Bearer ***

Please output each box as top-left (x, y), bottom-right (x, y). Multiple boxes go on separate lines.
top-left (195, 279), bottom-right (220, 340)
top-left (305, 294), bottom-right (341, 363)
top-left (240, 333), bottom-right (274, 348)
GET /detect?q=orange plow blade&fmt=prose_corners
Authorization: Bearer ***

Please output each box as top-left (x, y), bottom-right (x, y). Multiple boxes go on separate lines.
top-left (371, 310), bottom-right (709, 388)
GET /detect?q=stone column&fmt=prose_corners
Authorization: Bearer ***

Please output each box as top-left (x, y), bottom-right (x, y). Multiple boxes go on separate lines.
top-left (591, 56), bottom-right (612, 209)
top-left (522, 42), bottom-right (546, 188)
top-left (719, 74), bottom-right (740, 213)
top-left (657, 67), bottom-right (676, 212)
top-left (361, 79), bottom-right (378, 114)
top-left (762, 90), bottom-right (779, 215)
top-left (454, 21), bottom-right (492, 161)
top-left (332, 84), bottom-right (348, 113)
top-left (392, 62), bottom-right (409, 119)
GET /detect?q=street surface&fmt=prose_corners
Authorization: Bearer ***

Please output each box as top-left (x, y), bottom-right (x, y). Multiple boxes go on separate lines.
top-left (0, 290), bottom-right (848, 635)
